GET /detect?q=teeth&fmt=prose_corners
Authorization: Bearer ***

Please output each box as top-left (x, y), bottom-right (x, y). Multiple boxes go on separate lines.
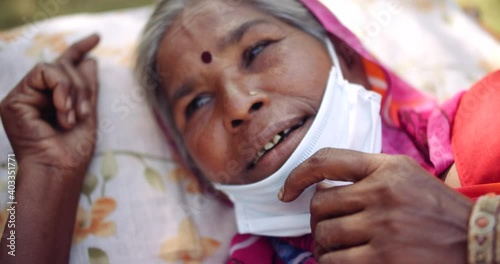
top-left (252, 130), bottom-right (289, 166)
top-left (252, 150), bottom-right (265, 166)
top-left (264, 142), bottom-right (275, 150)
top-left (273, 134), bottom-right (281, 144)
top-left (252, 120), bottom-right (307, 167)
top-left (263, 134), bottom-right (281, 151)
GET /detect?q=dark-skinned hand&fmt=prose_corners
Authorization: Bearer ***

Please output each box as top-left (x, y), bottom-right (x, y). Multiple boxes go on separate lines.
top-left (0, 34), bottom-right (100, 177)
top-left (280, 148), bottom-right (473, 264)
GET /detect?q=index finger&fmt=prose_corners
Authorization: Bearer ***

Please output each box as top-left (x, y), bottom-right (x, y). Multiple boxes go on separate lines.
top-left (57, 33), bottom-right (100, 64)
top-left (280, 148), bottom-right (381, 202)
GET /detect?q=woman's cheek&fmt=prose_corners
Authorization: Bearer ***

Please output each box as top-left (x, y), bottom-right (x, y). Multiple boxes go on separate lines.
top-left (188, 125), bottom-right (223, 166)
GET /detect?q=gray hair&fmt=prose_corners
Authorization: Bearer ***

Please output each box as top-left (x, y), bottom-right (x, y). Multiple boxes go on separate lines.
top-left (135, 0), bottom-right (327, 174)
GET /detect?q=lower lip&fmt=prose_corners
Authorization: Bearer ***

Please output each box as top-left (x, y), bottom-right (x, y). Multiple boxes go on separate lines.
top-left (252, 119), bottom-right (311, 176)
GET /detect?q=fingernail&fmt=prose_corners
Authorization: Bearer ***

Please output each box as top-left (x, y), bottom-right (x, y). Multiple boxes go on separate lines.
top-left (65, 97), bottom-right (72, 111)
top-left (80, 101), bottom-right (90, 116)
top-left (278, 187), bottom-right (284, 201)
top-left (68, 111), bottom-right (75, 125)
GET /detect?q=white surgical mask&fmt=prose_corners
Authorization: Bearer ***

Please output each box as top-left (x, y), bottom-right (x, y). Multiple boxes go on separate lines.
top-left (213, 38), bottom-right (382, 237)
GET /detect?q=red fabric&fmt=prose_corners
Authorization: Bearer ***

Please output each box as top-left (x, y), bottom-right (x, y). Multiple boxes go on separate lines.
top-left (452, 71), bottom-right (500, 189)
top-left (456, 183), bottom-right (500, 200)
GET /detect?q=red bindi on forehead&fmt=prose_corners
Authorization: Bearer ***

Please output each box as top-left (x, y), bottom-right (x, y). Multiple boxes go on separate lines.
top-left (201, 51), bottom-right (213, 64)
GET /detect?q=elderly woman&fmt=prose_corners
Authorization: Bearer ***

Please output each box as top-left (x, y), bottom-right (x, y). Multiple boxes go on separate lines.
top-left (1, 0), bottom-right (499, 263)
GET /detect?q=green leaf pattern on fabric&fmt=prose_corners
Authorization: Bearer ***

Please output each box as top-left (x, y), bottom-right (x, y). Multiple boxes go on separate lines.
top-left (145, 167), bottom-right (166, 192)
top-left (88, 247), bottom-right (110, 264)
top-left (101, 151), bottom-right (118, 182)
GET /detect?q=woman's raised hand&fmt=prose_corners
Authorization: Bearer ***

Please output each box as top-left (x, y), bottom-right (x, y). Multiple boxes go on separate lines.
top-left (0, 34), bottom-right (100, 177)
top-left (280, 148), bottom-right (472, 264)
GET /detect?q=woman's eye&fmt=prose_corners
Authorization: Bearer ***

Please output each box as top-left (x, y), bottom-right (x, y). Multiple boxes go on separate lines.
top-left (185, 95), bottom-right (211, 119)
top-left (244, 41), bottom-right (271, 67)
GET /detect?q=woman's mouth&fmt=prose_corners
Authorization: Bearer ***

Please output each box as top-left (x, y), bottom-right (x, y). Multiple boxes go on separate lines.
top-left (249, 117), bottom-right (308, 169)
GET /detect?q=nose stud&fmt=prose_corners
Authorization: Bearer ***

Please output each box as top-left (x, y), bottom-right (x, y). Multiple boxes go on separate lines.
top-left (249, 91), bottom-right (258, 96)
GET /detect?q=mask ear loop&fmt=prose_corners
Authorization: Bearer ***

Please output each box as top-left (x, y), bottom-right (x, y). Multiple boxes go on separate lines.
top-left (324, 37), bottom-right (345, 83)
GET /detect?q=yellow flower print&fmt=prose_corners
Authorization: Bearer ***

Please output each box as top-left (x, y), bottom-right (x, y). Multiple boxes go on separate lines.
top-left (168, 166), bottom-right (202, 194)
top-left (0, 28), bottom-right (25, 43)
top-left (73, 197), bottom-right (116, 244)
top-left (160, 218), bottom-right (220, 264)
top-left (25, 32), bottom-right (72, 57)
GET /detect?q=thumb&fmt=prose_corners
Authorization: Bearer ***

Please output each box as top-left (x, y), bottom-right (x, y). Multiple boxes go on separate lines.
top-left (279, 148), bottom-right (381, 202)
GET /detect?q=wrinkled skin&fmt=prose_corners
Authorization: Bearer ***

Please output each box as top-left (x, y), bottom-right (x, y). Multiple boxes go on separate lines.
top-left (281, 148), bottom-right (472, 264)
top-left (0, 34), bottom-right (99, 176)
top-left (156, 0), bottom-right (335, 185)
top-left (0, 35), bottom-right (100, 263)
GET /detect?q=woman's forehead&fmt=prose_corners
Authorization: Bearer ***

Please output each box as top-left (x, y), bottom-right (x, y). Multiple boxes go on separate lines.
top-left (163, 1), bottom-right (274, 47)
top-left (156, 1), bottom-right (288, 81)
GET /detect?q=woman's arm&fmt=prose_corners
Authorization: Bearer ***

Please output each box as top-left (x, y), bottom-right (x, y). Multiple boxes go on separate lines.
top-left (0, 34), bottom-right (100, 263)
top-left (0, 164), bottom-right (84, 263)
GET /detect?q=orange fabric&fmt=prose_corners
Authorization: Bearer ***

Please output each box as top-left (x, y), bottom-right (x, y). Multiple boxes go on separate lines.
top-left (362, 58), bottom-right (388, 95)
top-left (452, 71), bottom-right (500, 188)
top-left (361, 58), bottom-right (405, 127)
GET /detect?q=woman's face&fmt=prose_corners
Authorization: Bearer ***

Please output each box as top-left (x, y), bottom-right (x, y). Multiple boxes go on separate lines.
top-left (157, 0), bottom-right (332, 185)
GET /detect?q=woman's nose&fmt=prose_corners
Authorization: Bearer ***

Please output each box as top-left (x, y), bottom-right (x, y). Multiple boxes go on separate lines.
top-left (222, 82), bottom-right (269, 131)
